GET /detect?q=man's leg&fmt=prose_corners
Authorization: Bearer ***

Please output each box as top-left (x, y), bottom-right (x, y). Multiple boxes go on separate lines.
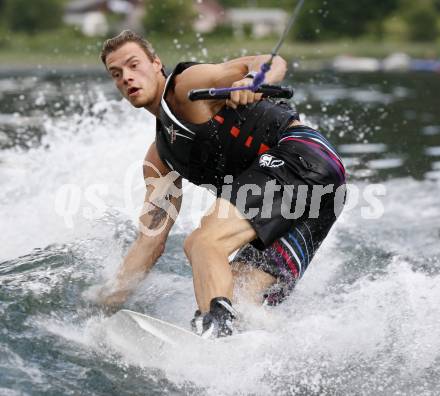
top-left (231, 261), bottom-right (276, 304)
top-left (184, 198), bottom-right (258, 313)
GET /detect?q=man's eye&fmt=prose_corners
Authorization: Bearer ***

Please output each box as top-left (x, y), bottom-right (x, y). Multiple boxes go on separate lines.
top-left (131, 63), bottom-right (138, 69)
top-left (112, 72), bottom-right (120, 79)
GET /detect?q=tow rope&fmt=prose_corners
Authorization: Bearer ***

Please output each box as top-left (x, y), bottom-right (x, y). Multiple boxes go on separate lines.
top-left (189, 0), bottom-right (306, 101)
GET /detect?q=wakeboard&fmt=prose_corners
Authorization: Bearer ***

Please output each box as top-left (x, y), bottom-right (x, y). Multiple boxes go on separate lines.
top-left (103, 310), bottom-right (268, 362)
top-left (108, 309), bottom-right (204, 348)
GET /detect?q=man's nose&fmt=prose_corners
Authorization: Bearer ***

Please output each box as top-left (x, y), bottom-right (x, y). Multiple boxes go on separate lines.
top-left (122, 69), bottom-right (134, 84)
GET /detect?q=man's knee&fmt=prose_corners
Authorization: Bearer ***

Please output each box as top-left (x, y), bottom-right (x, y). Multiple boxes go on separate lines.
top-left (183, 229), bottom-right (225, 260)
top-left (184, 229), bottom-right (208, 260)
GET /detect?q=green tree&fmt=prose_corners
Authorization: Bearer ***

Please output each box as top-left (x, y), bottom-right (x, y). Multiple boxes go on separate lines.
top-left (402, 0), bottom-right (438, 41)
top-left (143, 0), bottom-right (195, 36)
top-left (2, 0), bottom-right (64, 33)
top-left (218, 0), bottom-right (293, 6)
top-left (292, 0), bottom-right (400, 41)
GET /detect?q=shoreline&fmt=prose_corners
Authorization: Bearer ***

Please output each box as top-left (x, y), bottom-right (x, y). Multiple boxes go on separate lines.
top-left (0, 38), bottom-right (438, 70)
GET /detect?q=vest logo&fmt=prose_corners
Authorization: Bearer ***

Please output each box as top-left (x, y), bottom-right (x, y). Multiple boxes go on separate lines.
top-left (165, 124), bottom-right (177, 144)
top-left (259, 154), bottom-right (285, 168)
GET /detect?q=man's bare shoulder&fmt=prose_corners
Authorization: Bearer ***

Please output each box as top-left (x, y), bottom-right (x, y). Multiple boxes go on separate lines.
top-left (173, 63), bottom-right (220, 92)
top-left (173, 57), bottom-right (255, 103)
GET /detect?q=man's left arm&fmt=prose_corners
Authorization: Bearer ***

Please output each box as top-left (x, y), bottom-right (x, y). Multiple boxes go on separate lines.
top-left (224, 55), bottom-right (288, 109)
top-left (174, 55), bottom-right (288, 109)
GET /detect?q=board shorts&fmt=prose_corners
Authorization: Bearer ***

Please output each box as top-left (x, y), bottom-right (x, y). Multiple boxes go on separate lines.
top-left (229, 125), bottom-right (346, 305)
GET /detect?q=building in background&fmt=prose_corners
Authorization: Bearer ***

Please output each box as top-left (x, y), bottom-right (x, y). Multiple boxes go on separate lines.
top-left (64, 0), bottom-right (144, 36)
top-left (193, 0), bottom-right (225, 33)
top-left (226, 8), bottom-right (288, 38)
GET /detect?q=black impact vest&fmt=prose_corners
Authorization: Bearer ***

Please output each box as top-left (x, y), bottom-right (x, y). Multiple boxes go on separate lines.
top-left (155, 62), bottom-right (298, 191)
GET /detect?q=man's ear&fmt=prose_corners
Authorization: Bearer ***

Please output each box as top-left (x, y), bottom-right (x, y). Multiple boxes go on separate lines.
top-left (152, 57), bottom-right (163, 73)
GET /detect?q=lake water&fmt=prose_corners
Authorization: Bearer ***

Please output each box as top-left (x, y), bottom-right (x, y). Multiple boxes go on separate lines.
top-left (0, 68), bottom-right (439, 395)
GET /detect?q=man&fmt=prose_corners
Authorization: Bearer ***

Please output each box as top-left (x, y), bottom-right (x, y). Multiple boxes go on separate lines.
top-left (98, 30), bottom-right (345, 338)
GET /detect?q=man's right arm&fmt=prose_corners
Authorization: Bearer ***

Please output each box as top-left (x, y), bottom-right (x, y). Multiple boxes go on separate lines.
top-left (98, 142), bottom-right (182, 306)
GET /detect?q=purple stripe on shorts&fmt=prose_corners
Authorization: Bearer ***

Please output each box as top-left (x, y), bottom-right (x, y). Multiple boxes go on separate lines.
top-left (282, 137), bottom-right (345, 182)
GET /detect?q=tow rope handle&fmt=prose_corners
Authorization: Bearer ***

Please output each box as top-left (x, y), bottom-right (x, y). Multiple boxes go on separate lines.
top-left (188, 84), bottom-right (293, 101)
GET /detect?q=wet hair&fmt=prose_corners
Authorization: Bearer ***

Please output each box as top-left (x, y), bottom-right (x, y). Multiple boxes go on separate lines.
top-left (100, 30), bottom-right (157, 66)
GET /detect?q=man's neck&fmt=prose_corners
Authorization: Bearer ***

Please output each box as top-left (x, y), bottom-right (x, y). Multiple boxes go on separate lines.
top-left (144, 74), bottom-right (166, 117)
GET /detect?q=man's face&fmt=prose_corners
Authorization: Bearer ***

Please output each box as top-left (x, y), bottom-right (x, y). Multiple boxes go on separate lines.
top-left (105, 42), bottom-right (163, 108)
